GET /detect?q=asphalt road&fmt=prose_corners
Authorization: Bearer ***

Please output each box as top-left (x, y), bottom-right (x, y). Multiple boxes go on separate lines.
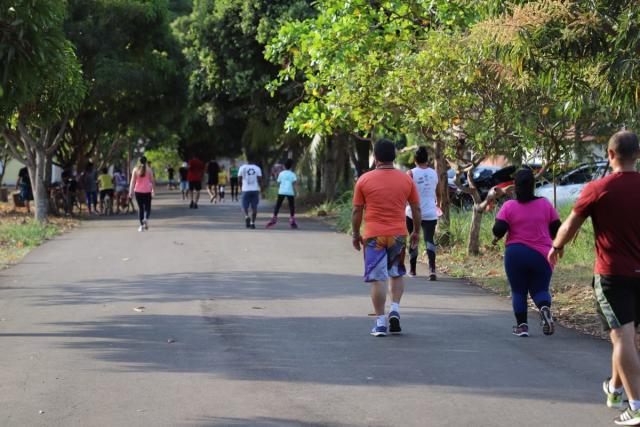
top-left (0, 191), bottom-right (618, 426)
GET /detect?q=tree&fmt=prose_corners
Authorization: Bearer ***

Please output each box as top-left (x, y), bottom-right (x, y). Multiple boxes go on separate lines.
top-left (1, 0), bottom-right (85, 221)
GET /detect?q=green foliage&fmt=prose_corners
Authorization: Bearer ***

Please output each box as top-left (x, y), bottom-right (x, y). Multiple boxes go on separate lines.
top-left (0, 219), bottom-right (59, 248)
top-left (144, 142), bottom-right (183, 180)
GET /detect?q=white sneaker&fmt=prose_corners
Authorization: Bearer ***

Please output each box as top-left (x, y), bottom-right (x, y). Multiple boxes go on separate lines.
top-left (138, 225), bottom-right (144, 232)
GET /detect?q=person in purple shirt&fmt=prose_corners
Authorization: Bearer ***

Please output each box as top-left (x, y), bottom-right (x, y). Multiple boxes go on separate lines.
top-left (492, 169), bottom-right (561, 337)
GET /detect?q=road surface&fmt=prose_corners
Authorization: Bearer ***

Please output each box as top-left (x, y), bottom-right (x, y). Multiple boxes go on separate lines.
top-left (0, 192), bottom-right (616, 426)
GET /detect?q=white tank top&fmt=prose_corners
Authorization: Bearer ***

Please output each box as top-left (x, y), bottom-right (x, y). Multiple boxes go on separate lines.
top-left (406, 167), bottom-right (438, 220)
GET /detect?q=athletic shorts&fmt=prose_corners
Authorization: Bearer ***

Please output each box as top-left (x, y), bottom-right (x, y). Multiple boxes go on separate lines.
top-left (189, 181), bottom-right (202, 191)
top-left (241, 191), bottom-right (260, 210)
top-left (208, 177), bottom-right (219, 186)
top-left (99, 189), bottom-right (115, 201)
top-left (593, 275), bottom-right (640, 330)
top-left (115, 185), bottom-right (127, 193)
top-left (180, 181), bottom-right (188, 191)
top-left (363, 236), bottom-right (407, 282)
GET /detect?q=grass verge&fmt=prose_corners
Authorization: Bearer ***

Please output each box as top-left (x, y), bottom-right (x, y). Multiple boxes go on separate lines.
top-left (0, 202), bottom-right (77, 269)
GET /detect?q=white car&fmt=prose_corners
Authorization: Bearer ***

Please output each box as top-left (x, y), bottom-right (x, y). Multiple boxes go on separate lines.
top-left (535, 161), bottom-right (609, 206)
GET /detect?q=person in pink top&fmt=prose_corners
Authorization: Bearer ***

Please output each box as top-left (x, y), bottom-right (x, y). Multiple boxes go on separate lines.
top-left (129, 156), bottom-right (155, 232)
top-left (492, 169), bottom-right (561, 337)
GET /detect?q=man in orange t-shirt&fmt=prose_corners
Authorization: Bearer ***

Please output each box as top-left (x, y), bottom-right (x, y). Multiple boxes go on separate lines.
top-left (352, 139), bottom-right (421, 337)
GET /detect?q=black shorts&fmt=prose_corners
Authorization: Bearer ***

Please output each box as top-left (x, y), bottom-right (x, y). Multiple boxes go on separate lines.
top-left (189, 181), bottom-right (202, 191)
top-left (99, 189), bottom-right (115, 201)
top-left (208, 178), bottom-right (219, 186)
top-left (593, 275), bottom-right (640, 330)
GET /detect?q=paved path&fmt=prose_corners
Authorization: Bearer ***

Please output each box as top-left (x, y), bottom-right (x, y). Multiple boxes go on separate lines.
top-left (0, 192), bottom-right (616, 426)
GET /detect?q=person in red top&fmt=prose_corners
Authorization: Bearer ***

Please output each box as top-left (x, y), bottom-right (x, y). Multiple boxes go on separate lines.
top-left (352, 139), bottom-right (421, 337)
top-left (549, 130), bottom-right (640, 424)
top-left (187, 156), bottom-right (205, 209)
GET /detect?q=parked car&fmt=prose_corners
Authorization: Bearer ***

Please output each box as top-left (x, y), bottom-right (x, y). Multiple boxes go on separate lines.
top-left (535, 161), bottom-right (609, 206)
top-left (449, 166), bottom-right (515, 209)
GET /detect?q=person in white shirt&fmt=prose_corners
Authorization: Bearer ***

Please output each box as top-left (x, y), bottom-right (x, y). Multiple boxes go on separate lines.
top-left (238, 160), bottom-right (262, 229)
top-left (405, 146), bottom-right (440, 280)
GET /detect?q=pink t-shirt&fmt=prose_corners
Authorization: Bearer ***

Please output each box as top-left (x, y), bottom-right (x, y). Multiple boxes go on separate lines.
top-left (496, 198), bottom-right (560, 265)
top-left (133, 170), bottom-right (154, 194)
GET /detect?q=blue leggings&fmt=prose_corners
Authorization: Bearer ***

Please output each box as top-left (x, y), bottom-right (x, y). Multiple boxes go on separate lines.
top-left (504, 244), bottom-right (552, 323)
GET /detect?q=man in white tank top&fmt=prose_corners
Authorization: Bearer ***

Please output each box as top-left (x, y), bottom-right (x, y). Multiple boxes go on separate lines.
top-left (405, 146), bottom-right (439, 280)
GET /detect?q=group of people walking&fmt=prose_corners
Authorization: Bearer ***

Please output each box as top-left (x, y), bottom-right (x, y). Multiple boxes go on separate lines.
top-left (352, 132), bottom-right (640, 425)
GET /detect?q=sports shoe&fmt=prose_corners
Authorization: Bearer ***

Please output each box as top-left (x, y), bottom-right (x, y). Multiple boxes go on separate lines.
top-left (245, 217), bottom-right (251, 228)
top-left (189, 201), bottom-right (194, 209)
top-left (290, 218), bottom-right (298, 229)
top-left (250, 223), bottom-right (256, 229)
top-left (615, 407), bottom-right (640, 425)
top-left (143, 219), bottom-right (149, 230)
top-left (429, 268), bottom-right (437, 281)
top-left (409, 260), bottom-right (417, 277)
top-left (540, 306), bottom-right (555, 335)
top-left (388, 311), bottom-right (402, 334)
top-left (266, 217), bottom-right (277, 228)
top-left (512, 323), bottom-right (529, 337)
top-left (604, 378), bottom-right (625, 409)
top-left (370, 325), bottom-right (387, 337)
top-left (138, 225), bottom-right (144, 232)
top-left (194, 202), bottom-right (198, 209)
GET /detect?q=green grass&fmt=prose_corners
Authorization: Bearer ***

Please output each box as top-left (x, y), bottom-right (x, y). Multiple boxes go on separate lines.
top-left (0, 220), bottom-right (61, 268)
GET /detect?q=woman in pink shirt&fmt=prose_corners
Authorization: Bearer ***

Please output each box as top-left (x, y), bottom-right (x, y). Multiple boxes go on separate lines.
top-left (129, 156), bottom-right (155, 232)
top-left (492, 169), bottom-right (561, 337)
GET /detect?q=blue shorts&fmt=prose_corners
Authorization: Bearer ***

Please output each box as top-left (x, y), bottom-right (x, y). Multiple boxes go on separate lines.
top-left (363, 236), bottom-right (407, 282)
top-left (241, 191), bottom-right (260, 210)
top-left (180, 181), bottom-right (188, 191)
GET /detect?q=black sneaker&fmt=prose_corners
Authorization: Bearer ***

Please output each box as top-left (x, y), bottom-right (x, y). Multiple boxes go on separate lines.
top-left (540, 306), bottom-right (555, 335)
top-left (245, 217), bottom-right (251, 228)
top-left (250, 223), bottom-right (256, 229)
top-left (429, 268), bottom-right (437, 281)
top-left (388, 311), bottom-right (401, 334)
top-left (194, 203), bottom-right (198, 209)
top-left (189, 201), bottom-right (194, 209)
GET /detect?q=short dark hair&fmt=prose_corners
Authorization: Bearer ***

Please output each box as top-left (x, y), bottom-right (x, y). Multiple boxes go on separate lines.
top-left (414, 146), bottom-right (429, 164)
top-left (374, 139), bottom-right (396, 163)
top-left (609, 130), bottom-right (640, 162)
top-left (285, 158), bottom-right (293, 170)
top-left (101, 167), bottom-right (108, 174)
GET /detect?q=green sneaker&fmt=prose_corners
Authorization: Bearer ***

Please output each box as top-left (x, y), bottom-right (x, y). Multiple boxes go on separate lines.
top-left (614, 407), bottom-right (640, 425)
top-left (604, 378), bottom-right (625, 409)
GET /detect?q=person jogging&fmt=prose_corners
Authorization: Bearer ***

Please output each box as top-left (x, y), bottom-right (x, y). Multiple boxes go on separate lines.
top-left (549, 131), bottom-right (640, 425)
top-left (266, 158), bottom-right (298, 229)
top-left (493, 169), bottom-right (561, 337)
top-left (405, 146), bottom-right (439, 280)
top-left (238, 159), bottom-right (262, 229)
top-left (187, 156), bottom-right (204, 209)
top-left (218, 166), bottom-right (228, 203)
top-left (207, 159), bottom-right (220, 203)
top-left (229, 160), bottom-right (240, 201)
top-left (129, 156), bottom-right (155, 232)
top-left (179, 162), bottom-right (189, 200)
top-left (352, 139), bottom-right (421, 337)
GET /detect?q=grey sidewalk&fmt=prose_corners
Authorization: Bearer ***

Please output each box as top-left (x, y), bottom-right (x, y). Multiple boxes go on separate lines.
top-left (0, 191), bottom-right (614, 426)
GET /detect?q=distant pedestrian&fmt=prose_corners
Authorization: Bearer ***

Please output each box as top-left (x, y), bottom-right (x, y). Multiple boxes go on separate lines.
top-left (113, 168), bottom-right (129, 214)
top-left (207, 159), bottom-right (220, 203)
top-left (352, 139), bottom-right (421, 337)
top-left (16, 166), bottom-right (33, 214)
top-left (229, 160), bottom-right (240, 201)
top-left (187, 156), bottom-right (204, 209)
top-left (218, 166), bottom-right (228, 203)
top-left (167, 165), bottom-right (176, 190)
top-left (81, 162), bottom-right (98, 215)
top-left (179, 162), bottom-right (188, 200)
top-left (266, 158), bottom-right (298, 229)
top-left (238, 159), bottom-right (262, 229)
top-left (549, 131), bottom-right (640, 424)
top-left (405, 146), bottom-right (439, 280)
top-left (493, 169), bottom-right (561, 337)
top-left (129, 156), bottom-right (155, 232)
top-left (98, 167), bottom-right (115, 214)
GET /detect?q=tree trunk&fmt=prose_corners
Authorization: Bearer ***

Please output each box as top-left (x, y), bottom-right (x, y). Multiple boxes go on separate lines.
top-left (323, 136), bottom-right (337, 200)
top-left (433, 138), bottom-right (451, 245)
top-left (44, 152), bottom-right (53, 186)
top-left (467, 205), bottom-right (483, 256)
top-left (32, 147), bottom-right (49, 222)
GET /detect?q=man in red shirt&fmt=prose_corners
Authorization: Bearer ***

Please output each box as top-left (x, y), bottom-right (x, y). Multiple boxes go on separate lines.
top-left (187, 156), bottom-right (205, 209)
top-left (352, 139), bottom-right (421, 337)
top-left (550, 130), bottom-right (640, 425)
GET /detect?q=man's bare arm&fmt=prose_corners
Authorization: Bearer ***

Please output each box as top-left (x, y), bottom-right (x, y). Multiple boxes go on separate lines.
top-left (548, 211), bottom-right (587, 264)
top-left (351, 205), bottom-right (364, 251)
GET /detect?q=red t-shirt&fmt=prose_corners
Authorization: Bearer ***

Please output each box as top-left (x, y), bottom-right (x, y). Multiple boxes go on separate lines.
top-left (187, 158), bottom-right (204, 182)
top-left (353, 168), bottom-right (420, 239)
top-left (573, 172), bottom-right (640, 277)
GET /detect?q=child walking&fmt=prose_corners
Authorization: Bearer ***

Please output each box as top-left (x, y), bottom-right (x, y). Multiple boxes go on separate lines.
top-left (266, 159), bottom-right (298, 229)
